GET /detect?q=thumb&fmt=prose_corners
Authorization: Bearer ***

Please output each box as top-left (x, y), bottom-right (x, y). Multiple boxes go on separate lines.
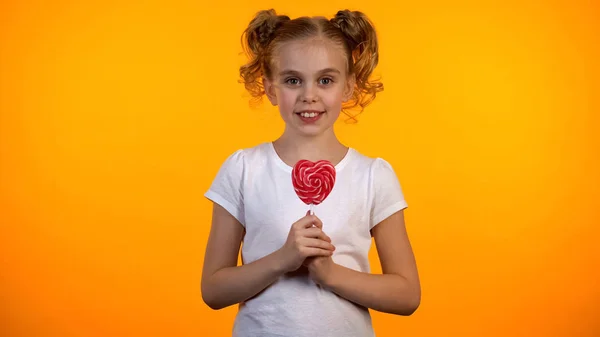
top-left (303, 257), bottom-right (315, 267)
top-left (305, 210), bottom-right (312, 227)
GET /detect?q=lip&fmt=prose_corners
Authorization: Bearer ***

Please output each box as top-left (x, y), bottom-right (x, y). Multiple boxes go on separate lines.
top-left (295, 110), bottom-right (325, 124)
top-left (295, 110), bottom-right (325, 114)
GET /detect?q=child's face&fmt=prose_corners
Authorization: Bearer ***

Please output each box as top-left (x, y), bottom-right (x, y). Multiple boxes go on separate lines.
top-left (264, 38), bottom-right (354, 137)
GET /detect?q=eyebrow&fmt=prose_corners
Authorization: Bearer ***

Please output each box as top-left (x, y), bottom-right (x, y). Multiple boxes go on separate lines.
top-left (278, 68), bottom-right (341, 76)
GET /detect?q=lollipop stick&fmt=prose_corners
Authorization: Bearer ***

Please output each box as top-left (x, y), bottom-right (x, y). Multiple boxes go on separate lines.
top-left (309, 204), bottom-right (315, 215)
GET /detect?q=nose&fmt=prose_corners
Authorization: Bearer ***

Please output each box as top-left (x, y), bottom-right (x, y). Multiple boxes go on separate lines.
top-left (301, 84), bottom-right (319, 103)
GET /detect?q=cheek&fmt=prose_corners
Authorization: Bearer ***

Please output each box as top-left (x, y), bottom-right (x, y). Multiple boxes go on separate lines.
top-left (277, 89), bottom-right (298, 109)
top-left (323, 89), bottom-right (345, 107)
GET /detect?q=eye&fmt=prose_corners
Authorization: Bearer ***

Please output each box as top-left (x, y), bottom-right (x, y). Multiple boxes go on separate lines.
top-left (319, 77), bottom-right (334, 85)
top-left (285, 77), bottom-right (301, 85)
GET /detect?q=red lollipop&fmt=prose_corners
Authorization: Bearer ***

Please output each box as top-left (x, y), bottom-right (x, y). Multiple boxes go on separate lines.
top-left (292, 159), bottom-right (336, 215)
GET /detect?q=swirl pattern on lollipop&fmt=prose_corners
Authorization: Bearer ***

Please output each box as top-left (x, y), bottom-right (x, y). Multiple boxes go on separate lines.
top-left (292, 160), bottom-right (336, 206)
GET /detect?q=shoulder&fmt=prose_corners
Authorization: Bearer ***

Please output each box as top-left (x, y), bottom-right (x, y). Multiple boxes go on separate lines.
top-left (348, 148), bottom-right (405, 198)
top-left (348, 150), bottom-right (408, 228)
top-left (348, 148), bottom-right (399, 177)
top-left (205, 143), bottom-right (272, 226)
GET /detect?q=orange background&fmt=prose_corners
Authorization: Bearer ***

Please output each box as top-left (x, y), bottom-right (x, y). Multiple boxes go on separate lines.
top-left (1, 1), bottom-right (599, 336)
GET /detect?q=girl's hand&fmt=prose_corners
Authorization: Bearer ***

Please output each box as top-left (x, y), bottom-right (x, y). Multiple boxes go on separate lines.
top-left (276, 214), bottom-right (335, 273)
top-left (306, 256), bottom-right (336, 286)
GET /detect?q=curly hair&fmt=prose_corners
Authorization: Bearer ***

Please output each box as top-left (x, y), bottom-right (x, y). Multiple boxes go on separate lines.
top-left (239, 9), bottom-right (383, 122)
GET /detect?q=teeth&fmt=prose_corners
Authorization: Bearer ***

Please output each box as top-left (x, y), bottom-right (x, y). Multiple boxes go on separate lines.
top-left (300, 112), bottom-right (318, 118)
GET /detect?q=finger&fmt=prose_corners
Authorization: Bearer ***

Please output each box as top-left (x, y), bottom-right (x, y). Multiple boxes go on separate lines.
top-left (303, 247), bottom-right (335, 258)
top-left (295, 215), bottom-right (322, 229)
top-left (305, 215), bottom-right (322, 229)
top-left (312, 216), bottom-right (323, 229)
top-left (302, 256), bottom-right (315, 267)
top-left (301, 227), bottom-right (331, 242)
top-left (301, 238), bottom-right (336, 251)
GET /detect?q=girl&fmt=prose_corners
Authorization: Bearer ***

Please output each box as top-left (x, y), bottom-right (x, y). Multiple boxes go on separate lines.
top-left (202, 9), bottom-right (421, 337)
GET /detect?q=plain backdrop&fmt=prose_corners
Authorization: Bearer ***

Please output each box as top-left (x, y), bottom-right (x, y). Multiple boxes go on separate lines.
top-left (1, 1), bottom-right (599, 336)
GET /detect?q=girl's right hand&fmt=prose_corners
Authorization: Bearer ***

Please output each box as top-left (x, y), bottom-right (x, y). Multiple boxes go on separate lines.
top-left (277, 214), bottom-right (335, 273)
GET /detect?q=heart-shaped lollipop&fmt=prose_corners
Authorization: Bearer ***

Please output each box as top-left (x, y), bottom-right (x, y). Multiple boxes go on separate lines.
top-left (292, 159), bottom-right (336, 214)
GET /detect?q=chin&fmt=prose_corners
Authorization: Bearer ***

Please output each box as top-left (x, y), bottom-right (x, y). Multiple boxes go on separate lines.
top-left (295, 120), bottom-right (331, 136)
top-left (297, 128), bottom-right (325, 137)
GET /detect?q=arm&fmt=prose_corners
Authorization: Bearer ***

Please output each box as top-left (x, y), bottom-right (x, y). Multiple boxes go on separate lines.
top-left (201, 204), bottom-right (336, 310)
top-left (308, 210), bottom-right (421, 315)
top-left (201, 203), bottom-right (287, 310)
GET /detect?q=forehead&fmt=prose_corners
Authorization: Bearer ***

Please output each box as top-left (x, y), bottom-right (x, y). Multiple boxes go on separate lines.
top-left (273, 38), bottom-right (347, 75)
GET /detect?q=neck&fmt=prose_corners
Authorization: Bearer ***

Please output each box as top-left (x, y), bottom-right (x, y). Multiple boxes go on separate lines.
top-left (273, 127), bottom-right (348, 166)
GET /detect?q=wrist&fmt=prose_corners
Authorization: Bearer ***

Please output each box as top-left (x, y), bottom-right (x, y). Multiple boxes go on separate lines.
top-left (313, 259), bottom-right (338, 288)
top-left (269, 249), bottom-right (290, 275)
top-left (323, 262), bottom-right (339, 288)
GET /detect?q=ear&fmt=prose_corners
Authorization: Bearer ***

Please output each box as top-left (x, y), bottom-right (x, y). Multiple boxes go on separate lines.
top-left (263, 77), bottom-right (278, 106)
top-left (343, 73), bottom-right (356, 102)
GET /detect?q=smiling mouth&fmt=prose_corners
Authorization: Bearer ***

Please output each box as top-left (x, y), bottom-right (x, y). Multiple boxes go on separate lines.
top-left (295, 110), bottom-right (325, 124)
top-left (295, 110), bottom-right (325, 118)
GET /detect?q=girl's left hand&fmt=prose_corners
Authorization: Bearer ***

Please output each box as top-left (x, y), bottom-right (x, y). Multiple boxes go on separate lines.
top-left (305, 256), bottom-right (335, 286)
top-left (301, 211), bottom-right (336, 285)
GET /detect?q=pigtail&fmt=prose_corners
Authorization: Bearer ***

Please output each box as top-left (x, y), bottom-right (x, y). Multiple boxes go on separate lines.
top-left (331, 10), bottom-right (383, 116)
top-left (239, 9), bottom-right (290, 101)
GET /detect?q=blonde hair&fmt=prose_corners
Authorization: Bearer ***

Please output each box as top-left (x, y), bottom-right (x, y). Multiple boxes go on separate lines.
top-left (239, 9), bottom-right (383, 122)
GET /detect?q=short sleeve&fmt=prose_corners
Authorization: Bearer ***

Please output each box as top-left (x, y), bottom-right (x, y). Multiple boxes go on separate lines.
top-left (204, 150), bottom-right (246, 226)
top-left (369, 158), bottom-right (408, 229)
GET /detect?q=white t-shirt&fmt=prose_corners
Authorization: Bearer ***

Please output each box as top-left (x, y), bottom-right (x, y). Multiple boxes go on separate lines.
top-left (204, 142), bottom-right (408, 337)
